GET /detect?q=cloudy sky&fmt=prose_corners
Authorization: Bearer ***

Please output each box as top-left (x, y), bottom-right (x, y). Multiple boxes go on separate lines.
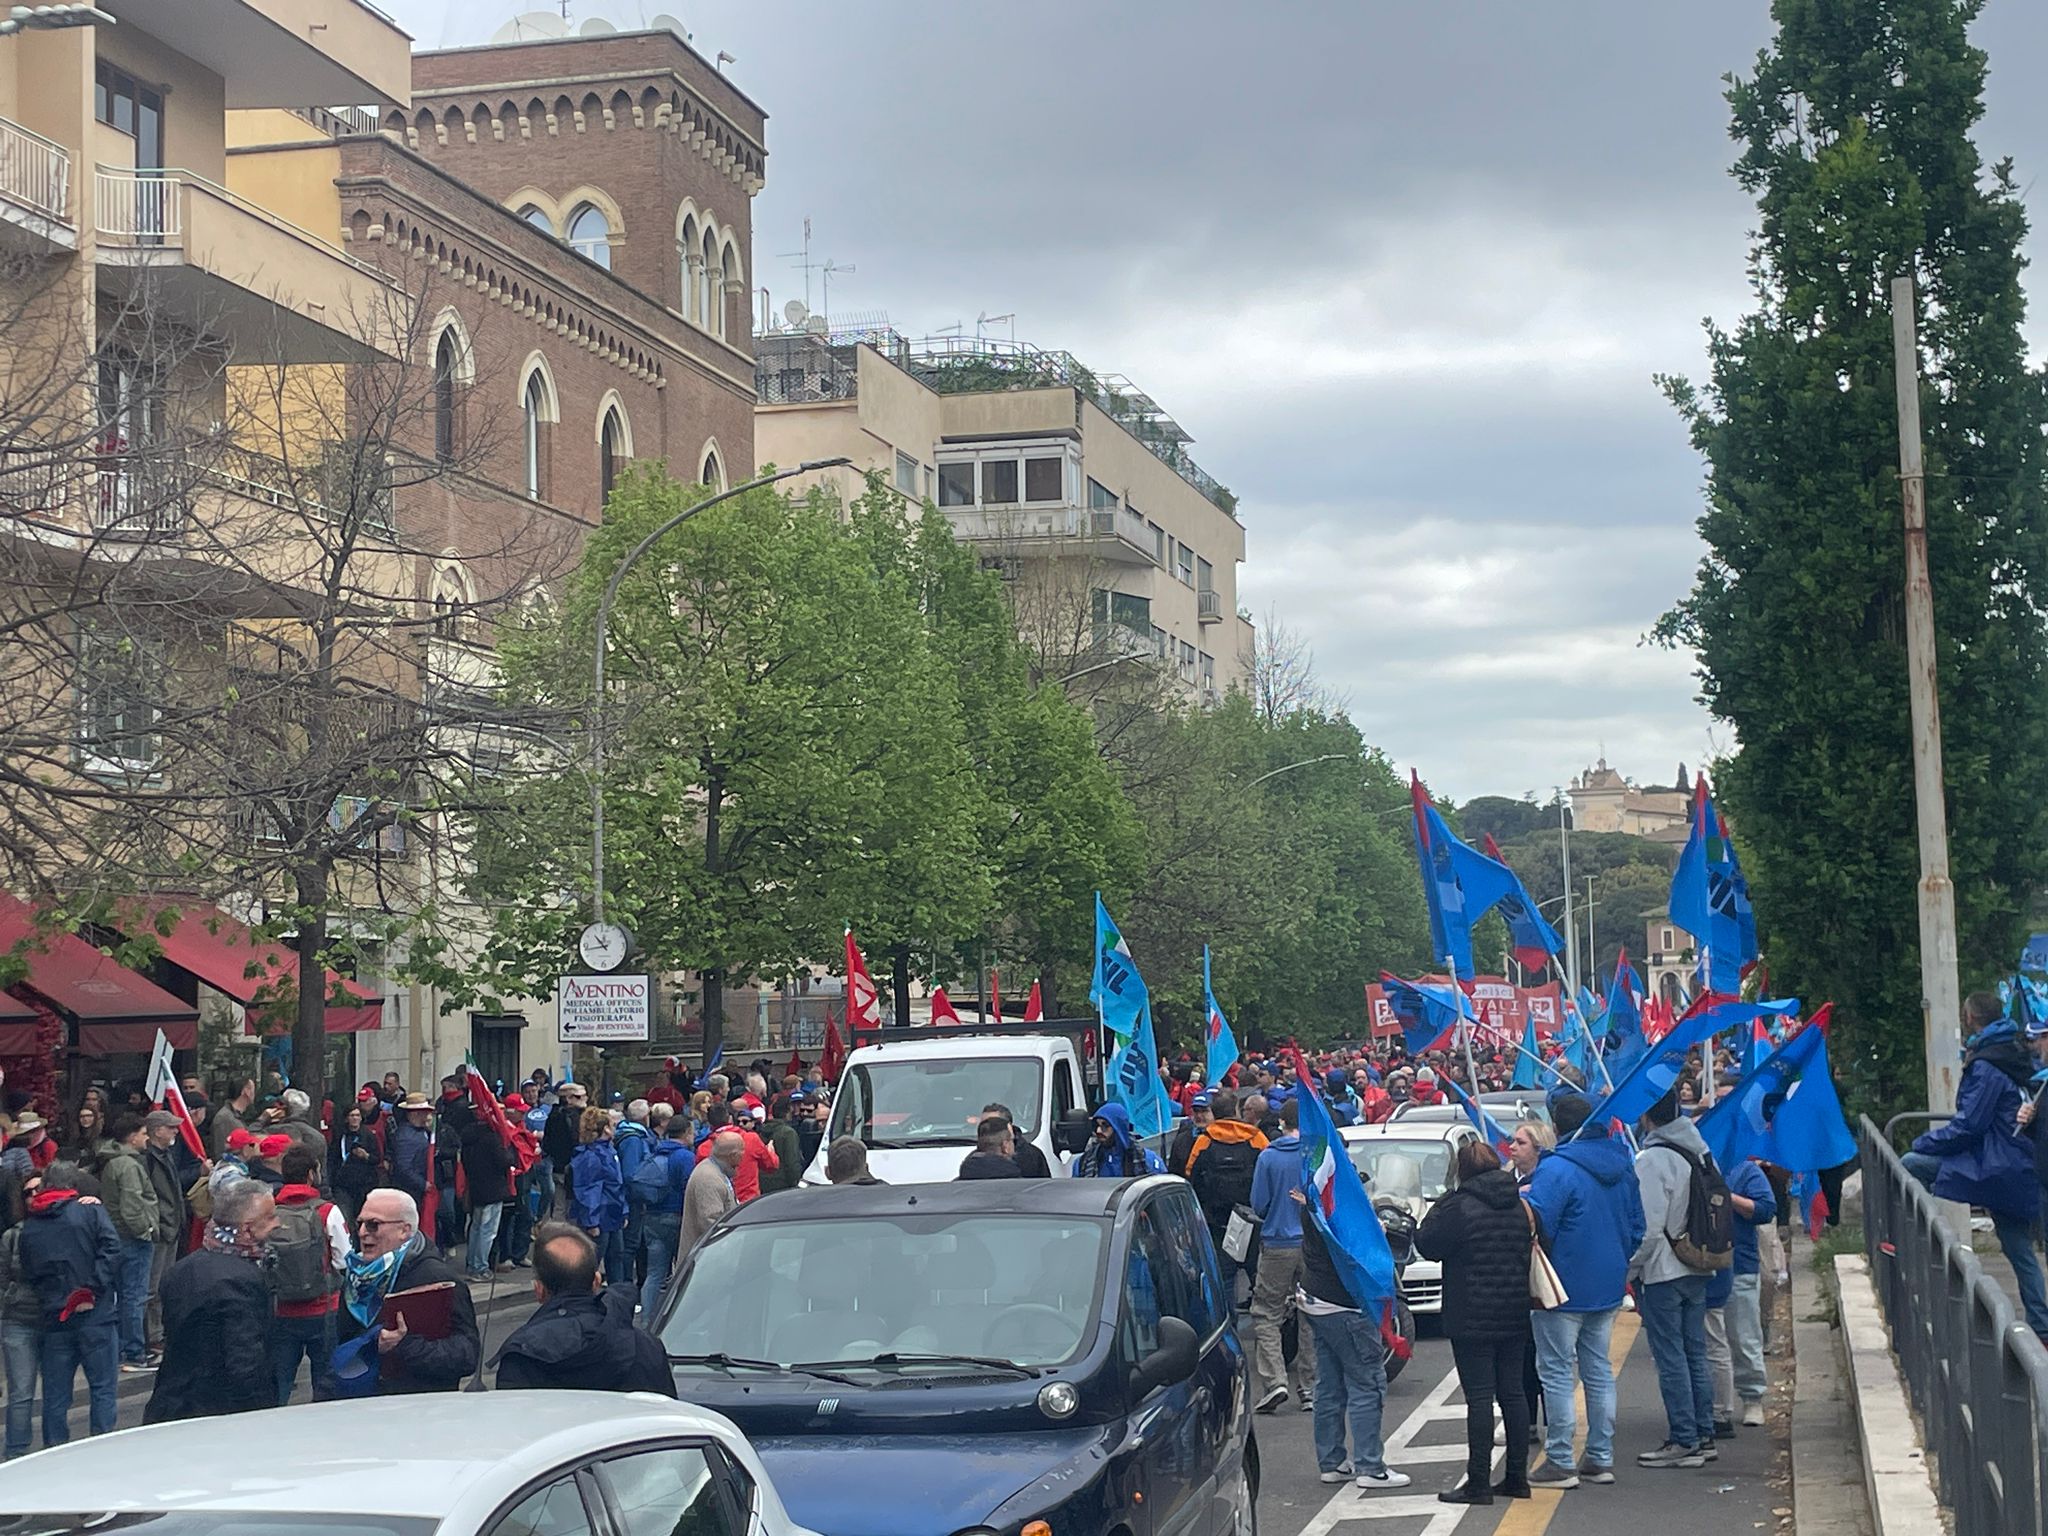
top-left (385, 0), bottom-right (2048, 802)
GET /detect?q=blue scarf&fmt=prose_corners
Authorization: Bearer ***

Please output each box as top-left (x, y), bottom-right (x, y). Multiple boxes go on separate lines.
top-left (341, 1230), bottom-right (419, 1328)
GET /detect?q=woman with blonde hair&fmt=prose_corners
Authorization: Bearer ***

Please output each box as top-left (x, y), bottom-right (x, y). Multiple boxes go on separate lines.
top-left (569, 1107), bottom-right (629, 1285)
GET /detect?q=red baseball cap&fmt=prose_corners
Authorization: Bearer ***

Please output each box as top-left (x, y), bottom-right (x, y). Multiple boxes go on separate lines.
top-left (257, 1133), bottom-right (292, 1158)
top-left (227, 1128), bottom-right (260, 1151)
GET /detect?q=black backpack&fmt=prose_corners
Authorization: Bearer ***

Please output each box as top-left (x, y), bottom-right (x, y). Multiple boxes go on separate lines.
top-left (1663, 1144), bottom-right (1734, 1272)
top-left (270, 1198), bottom-right (336, 1304)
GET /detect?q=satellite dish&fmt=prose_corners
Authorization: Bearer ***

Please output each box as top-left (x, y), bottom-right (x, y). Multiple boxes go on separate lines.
top-left (782, 299), bottom-right (809, 328)
top-left (805, 315), bottom-right (830, 334)
top-left (649, 12), bottom-right (689, 39)
top-left (579, 16), bottom-right (617, 34)
top-left (491, 10), bottom-right (568, 41)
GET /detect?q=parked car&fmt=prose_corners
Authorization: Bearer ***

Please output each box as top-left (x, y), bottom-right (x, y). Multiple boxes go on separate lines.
top-left (1340, 1119), bottom-right (1482, 1315)
top-left (655, 1176), bottom-right (1257, 1536)
top-left (1391, 1091), bottom-right (1553, 1127)
top-left (0, 1393), bottom-right (819, 1536)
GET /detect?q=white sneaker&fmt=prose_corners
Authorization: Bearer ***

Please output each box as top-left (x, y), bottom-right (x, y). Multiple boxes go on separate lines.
top-left (1742, 1402), bottom-right (1765, 1428)
top-left (1355, 1468), bottom-right (1411, 1491)
top-left (1318, 1463), bottom-right (1354, 1483)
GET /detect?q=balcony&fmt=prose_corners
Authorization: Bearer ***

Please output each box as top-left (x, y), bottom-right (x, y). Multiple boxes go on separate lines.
top-left (0, 116), bottom-right (73, 249)
top-left (944, 501), bottom-right (1156, 565)
top-left (98, 0), bottom-right (410, 110)
top-left (93, 169), bottom-right (408, 362)
top-left (1198, 588), bottom-right (1223, 624)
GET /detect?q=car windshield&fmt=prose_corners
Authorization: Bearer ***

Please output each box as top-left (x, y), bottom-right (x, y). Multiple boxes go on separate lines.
top-left (663, 1212), bottom-right (1106, 1368)
top-left (0, 1520), bottom-right (434, 1536)
top-left (1350, 1140), bottom-right (1452, 1204)
top-left (828, 1057), bottom-right (1045, 1146)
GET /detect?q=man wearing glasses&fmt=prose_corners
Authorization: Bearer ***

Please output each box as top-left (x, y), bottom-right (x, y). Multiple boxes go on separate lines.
top-left (329, 1189), bottom-right (479, 1395)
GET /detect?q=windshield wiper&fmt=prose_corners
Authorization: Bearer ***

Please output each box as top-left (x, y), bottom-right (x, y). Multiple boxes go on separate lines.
top-left (668, 1352), bottom-right (862, 1386)
top-left (797, 1351), bottom-right (1038, 1379)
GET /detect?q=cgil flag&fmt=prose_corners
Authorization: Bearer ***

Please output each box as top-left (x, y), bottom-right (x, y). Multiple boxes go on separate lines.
top-left (1411, 774), bottom-right (1519, 981)
top-left (144, 1029), bottom-right (206, 1163)
top-left (1022, 979), bottom-right (1044, 1024)
top-left (929, 986), bottom-right (963, 1026)
top-left (1202, 946), bottom-right (1240, 1095)
top-left (818, 1007), bottom-right (847, 1082)
top-left (1291, 1053), bottom-right (1403, 1354)
top-left (844, 929), bottom-right (883, 1035)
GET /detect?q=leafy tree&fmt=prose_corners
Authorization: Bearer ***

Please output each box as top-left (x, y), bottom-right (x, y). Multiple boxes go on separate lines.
top-left (1456, 795), bottom-right (1551, 849)
top-left (1656, 0), bottom-right (2048, 1112)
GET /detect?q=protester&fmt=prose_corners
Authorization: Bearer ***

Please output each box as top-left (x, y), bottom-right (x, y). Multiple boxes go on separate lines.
top-left (279, 1089), bottom-right (326, 1180)
top-left (1630, 1088), bottom-right (1719, 1468)
top-left (825, 1136), bottom-right (882, 1186)
top-left (1507, 1121), bottom-right (1553, 1182)
top-left (2017, 1015), bottom-right (2048, 1230)
top-left (0, 1199), bottom-right (42, 1458)
top-left (17, 1162), bottom-right (119, 1444)
top-left (983, 1104), bottom-right (1050, 1177)
top-left (206, 1077), bottom-right (257, 1159)
top-left (730, 1107), bottom-right (780, 1203)
top-left (245, 1132), bottom-right (290, 1192)
top-left (1071, 1103), bottom-right (1167, 1179)
top-left (615, 1098), bottom-right (653, 1279)
top-left (761, 1095), bottom-right (804, 1193)
top-left (98, 1113), bottom-right (159, 1373)
top-left (10, 1114), bottom-right (55, 1174)
top-left (493, 1223), bottom-right (676, 1394)
top-left (1291, 1185), bottom-right (1408, 1490)
top-left (459, 1107), bottom-right (515, 1282)
top-left (1243, 1092), bottom-right (1280, 1142)
top-left (328, 1103), bottom-right (382, 1227)
top-left (144, 1177), bottom-right (276, 1423)
top-left (431, 1077), bottom-right (471, 1250)
top-left (64, 1102), bottom-right (107, 1178)
top-left (270, 1145), bottom-right (350, 1404)
top-left (793, 1093), bottom-right (826, 1168)
top-left (139, 1111), bottom-right (186, 1360)
top-left (1184, 1091), bottom-right (1267, 1303)
top-left (386, 1093), bottom-right (433, 1207)
top-left (681, 1131), bottom-right (742, 1253)
top-left (495, 1093), bottom-right (542, 1269)
top-left (1906, 991), bottom-right (2048, 1340)
top-left (1168, 1093), bottom-right (1214, 1178)
top-left (1415, 1140), bottom-right (1534, 1504)
top-left (958, 1116), bottom-right (1026, 1180)
top-left (632, 1118), bottom-right (696, 1316)
top-left (333, 1189), bottom-right (479, 1394)
top-left (1703, 1154), bottom-right (1775, 1434)
top-left (569, 1107), bottom-right (629, 1285)
top-left (1248, 1097), bottom-right (1314, 1414)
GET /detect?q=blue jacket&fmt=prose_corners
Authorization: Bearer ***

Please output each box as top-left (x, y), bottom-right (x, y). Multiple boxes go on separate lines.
top-left (1070, 1103), bottom-right (1165, 1178)
top-left (635, 1139), bottom-right (695, 1217)
top-left (615, 1120), bottom-right (652, 1201)
top-left (387, 1121), bottom-right (430, 1201)
top-left (17, 1191), bottom-right (121, 1330)
top-left (1708, 1159), bottom-right (1777, 1305)
top-left (1522, 1129), bottom-right (1645, 1313)
top-left (1250, 1132), bottom-right (1305, 1247)
top-left (570, 1140), bottom-right (628, 1232)
top-left (1912, 1024), bottom-right (2040, 1220)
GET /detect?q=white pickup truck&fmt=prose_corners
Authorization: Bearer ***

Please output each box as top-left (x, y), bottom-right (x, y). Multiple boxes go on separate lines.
top-left (799, 1025), bottom-right (1102, 1185)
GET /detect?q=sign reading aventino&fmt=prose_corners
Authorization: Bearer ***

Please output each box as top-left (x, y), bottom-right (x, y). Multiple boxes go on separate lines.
top-left (558, 974), bottom-right (653, 1043)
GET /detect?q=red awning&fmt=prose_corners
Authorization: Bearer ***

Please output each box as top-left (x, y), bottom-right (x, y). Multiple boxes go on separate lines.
top-left (127, 901), bottom-right (381, 1035)
top-left (0, 893), bottom-right (199, 1045)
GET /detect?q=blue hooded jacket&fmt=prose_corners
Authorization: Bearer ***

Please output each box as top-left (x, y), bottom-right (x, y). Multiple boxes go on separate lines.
top-left (1912, 1021), bottom-right (2040, 1219)
top-left (1070, 1103), bottom-right (1165, 1178)
top-left (1250, 1131), bottom-right (1305, 1246)
top-left (1708, 1158), bottom-right (1776, 1305)
top-left (1522, 1129), bottom-right (1645, 1313)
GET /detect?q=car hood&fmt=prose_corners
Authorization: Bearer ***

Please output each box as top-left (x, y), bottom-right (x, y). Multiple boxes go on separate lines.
top-left (800, 1141), bottom-right (982, 1186)
top-left (752, 1425), bottom-right (1112, 1536)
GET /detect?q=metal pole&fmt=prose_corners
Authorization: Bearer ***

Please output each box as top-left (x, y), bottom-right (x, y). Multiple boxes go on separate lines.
top-left (590, 458), bottom-right (853, 924)
top-left (1583, 875), bottom-right (1597, 987)
top-left (1891, 274), bottom-right (1964, 1116)
top-left (1558, 791), bottom-right (1578, 1002)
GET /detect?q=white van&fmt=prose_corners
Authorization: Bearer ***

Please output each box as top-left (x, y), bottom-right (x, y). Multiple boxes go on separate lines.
top-left (800, 1028), bottom-right (1094, 1185)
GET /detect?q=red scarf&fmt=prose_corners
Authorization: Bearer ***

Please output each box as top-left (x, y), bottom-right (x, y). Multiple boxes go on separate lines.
top-left (25, 1187), bottom-right (74, 1214)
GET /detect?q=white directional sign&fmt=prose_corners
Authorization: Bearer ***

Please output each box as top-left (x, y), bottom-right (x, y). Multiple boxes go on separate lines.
top-left (557, 973), bottom-right (652, 1042)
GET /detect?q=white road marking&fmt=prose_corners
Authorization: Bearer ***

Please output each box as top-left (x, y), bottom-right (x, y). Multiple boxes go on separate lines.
top-left (1292, 1357), bottom-right (1499, 1533)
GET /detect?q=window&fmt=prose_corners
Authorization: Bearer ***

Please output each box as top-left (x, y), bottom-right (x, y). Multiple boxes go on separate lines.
top-left (1178, 639), bottom-right (1196, 680)
top-left (1198, 651), bottom-right (1215, 688)
top-left (981, 458), bottom-right (1018, 505)
top-left (77, 624), bottom-right (163, 774)
top-left (1087, 477), bottom-right (1118, 511)
top-left (701, 226), bottom-right (720, 331)
top-left (1148, 521), bottom-right (1166, 565)
top-left (1091, 589), bottom-right (1151, 636)
top-left (678, 212), bottom-right (700, 314)
top-left (490, 1477), bottom-right (595, 1536)
top-left (1175, 541), bottom-right (1195, 586)
top-left (700, 446), bottom-right (723, 489)
top-left (1196, 556), bottom-right (1214, 593)
top-left (1661, 927), bottom-right (1674, 951)
top-left (433, 331), bottom-right (458, 462)
top-left (924, 465), bottom-right (935, 499)
top-left (567, 203), bottom-right (611, 268)
top-left (600, 407), bottom-right (625, 503)
top-left (522, 371), bottom-right (548, 500)
top-left (94, 348), bottom-right (167, 530)
top-left (95, 63), bottom-right (163, 168)
top-left (1151, 624), bottom-right (1168, 659)
top-left (518, 204), bottom-right (554, 234)
top-left (894, 450), bottom-right (918, 497)
top-left (1024, 457), bottom-right (1063, 503)
top-left (1053, 1059), bottom-right (1076, 1123)
top-left (599, 1446), bottom-right (741, 1536)
top-left (937, 461), bottom-right (975, 507)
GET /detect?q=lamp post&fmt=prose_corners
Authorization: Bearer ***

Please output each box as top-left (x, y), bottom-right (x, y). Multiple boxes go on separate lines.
top-left (589, 458), bottom-right (852, 925)
top-left (1241, 753), bottom-right (1355, 791)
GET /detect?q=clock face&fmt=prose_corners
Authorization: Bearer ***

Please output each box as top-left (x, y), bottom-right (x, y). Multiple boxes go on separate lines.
top-left (579, 922), bottom-right (630, 972)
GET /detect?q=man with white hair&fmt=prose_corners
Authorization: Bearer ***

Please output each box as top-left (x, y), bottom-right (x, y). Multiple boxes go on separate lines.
top-left (680, 1131), bottom-right (742, 1253)
top-left (616, 1098), bottom-right (653, 1285)
top-left (279, 1088), bottom-right (327, 1182)
top-left (330, 1188), bottom-right (479, 1394)
top-left (146, 1178), bottom-right (277, 1422)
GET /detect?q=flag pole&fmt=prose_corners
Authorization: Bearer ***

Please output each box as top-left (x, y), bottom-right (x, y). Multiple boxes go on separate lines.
top-left (1545, 953), bottom-right (1619, 1099)
top-left (1446, 953), bottom-right (1485, 1096)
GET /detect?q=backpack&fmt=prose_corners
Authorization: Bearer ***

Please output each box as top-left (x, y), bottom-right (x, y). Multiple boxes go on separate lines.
top-left (270, 1199), bottom-right (336, 1303)
top-left (1663, 1144), bottom-right (1734, 1272)
top-left (631, 1145), bottom-right (682, 1209)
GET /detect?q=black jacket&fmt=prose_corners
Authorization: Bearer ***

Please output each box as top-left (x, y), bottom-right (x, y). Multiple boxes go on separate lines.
top-left (1299, 1216), bottom-right (1355, 1309)
top-left (144, 1144), bottom-right (188, 1245)
top-left (493, 1284), bottom-right (676, 1395)
top-left (1167, 1123), bottom-right (1198, 1179)
top-left (1012, 1139), bottom-right (1053, 1179)
top-left (1414, 1167), bottom-right (1533, 1343)
top-left (541, 1102), bottom-right (581, 1167)
top-left (333, 1244), bottom-right (480, 1393)
top-left (1186, 1121), bottom-right (1265, 1231)
top-left (16, 1191), bottom-right (121, 1329)
top-left (144, 1248), bottom-right (274, 1423)
top-left (957, 1151), bottom-right (1026, 1180)
top-left (329, 1128), bottom-right (382, 1204)
top-left (460, 1121), bottom-right (514, 1209)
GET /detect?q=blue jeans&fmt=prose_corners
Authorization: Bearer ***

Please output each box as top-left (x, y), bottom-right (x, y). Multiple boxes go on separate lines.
top-left (1639, 1275), bottom-right (1713, 1448)
top-left (1902, 1151), bottom-right (2048, 1338)
top-left (641, 1212), bottom-right (681, 1318)
top-left (1305, 1308), bottom-right (1389, 1477)
top-left (1531, 1305), bottom-right (1618, 1470)
top-left (271, 1311), bottom-right (335, 1404)
top-left (2, 1319), bottom-right (40, 1458)
top-left (116, 1236), bottom-right (153, 1362)
top-left (596, 1225), bottom-right (629, 1289)
top-left (496, 1194), bottom-right (534, 1267)
top-left (466, 1202), bottom-right (503, 1276)
top-left (39, 1323), bottom-right (117, 1444)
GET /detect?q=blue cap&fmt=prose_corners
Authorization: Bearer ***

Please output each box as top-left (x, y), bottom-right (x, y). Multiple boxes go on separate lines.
top-left (1190, 1092), bottom-right (1212, 1109)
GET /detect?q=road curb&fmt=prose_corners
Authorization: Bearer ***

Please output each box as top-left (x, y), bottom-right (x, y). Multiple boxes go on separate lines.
top-left (1789, 1240), bottom-right (1873, 1536)
top-left (1832, 1253), bottom-right (1942, 1536)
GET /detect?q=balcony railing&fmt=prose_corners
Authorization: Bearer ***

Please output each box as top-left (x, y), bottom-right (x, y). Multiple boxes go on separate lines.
top-left (1198, 588), bottom-right (1223, 623)
top-left (0, 116), bottom-right (70, 226)
top-left (95, 170), bottom-right (179, 242)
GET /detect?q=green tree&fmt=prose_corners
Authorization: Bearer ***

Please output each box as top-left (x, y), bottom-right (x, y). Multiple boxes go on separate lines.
top-left (1656, 0), bottom-right (2048, 1112)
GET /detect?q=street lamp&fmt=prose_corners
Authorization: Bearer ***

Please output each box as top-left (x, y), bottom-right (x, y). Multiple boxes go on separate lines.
top-left (0, 5), bottom-right (111, 34)
top-left (1241, 752), bottom-right (1355, 791)
top-left (589, 457), bottom-right (852, 924)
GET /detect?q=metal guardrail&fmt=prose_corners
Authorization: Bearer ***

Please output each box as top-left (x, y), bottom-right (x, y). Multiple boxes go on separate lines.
top-left (0, 115), bottom-right (69, 224)
top-left (95, 169), bottom-right (179, 241)
top-left (1858, 1114), bottom-right (2048, 1536)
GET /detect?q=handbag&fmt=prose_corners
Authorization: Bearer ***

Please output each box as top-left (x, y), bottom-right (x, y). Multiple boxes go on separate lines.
top-left (1222, 1204), bottom-right (1257, 1263)
top-left (1526, 1203), bottom-right (1569, 1310)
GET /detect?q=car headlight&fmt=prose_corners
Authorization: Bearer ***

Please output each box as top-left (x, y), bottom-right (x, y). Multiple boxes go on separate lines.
top-left (1036, 1380), bottom-right (1079, 1420)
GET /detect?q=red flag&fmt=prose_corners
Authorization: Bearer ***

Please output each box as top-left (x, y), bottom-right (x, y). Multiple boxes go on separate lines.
top-left (785, 1044), bottom-right (803, 1080)
top-left (990, 968), bottom-right (1002, 1023)
top-left (820, 1007), bottom-right (846, 1081)
top-left (157, 1079), bottom-right (207, 1163)
top-left (929, 986), bottom-right (962, 1025)
top-left (1023, 980), bottom-right (1043, 1023)
top-left (420, 1130), bottom-right (439, 1238)
top-left (466, 1060), bottom-right (537, 1175)
top-left (844, 929), bottom-right (881, 1036)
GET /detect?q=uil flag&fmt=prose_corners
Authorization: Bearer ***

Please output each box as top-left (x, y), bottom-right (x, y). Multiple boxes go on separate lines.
top-left (1292, 1055), bottom-right (1404, 1352)
top-left (1671, 778), bottom-right (1753, 995)
top-left (1022, 980), bottom-right (1044, 1024)
top-left (1583, 998), bottom-right (1798, 1136)
top-left (929, 986), bottom-right (963, 1026)
top-left (1695, 1023), bottom-right (1855, 1177)
top-left (1444, 1078), bottom-right (1515, 1157)
top-left (1092, 895), bottom-right (1149, 1047)
top-left (844, 929), bottom-right (882, 1034)
top-left (1747, 1016), bottom-right (1773, 1076)
top-left (1410, 774), bottom-right (1520, 980)
top-left (1483, 832), bottom-right (1567, 973)
top-left (1202, 946), bottom-right (1240, 1093)
top-left (1509, 1011), bottom-right (1542, 1091)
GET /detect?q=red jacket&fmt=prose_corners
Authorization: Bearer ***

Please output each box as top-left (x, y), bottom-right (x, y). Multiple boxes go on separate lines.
top-left (733, 1128), bottom-right (778, 1202)
top-left (272, 1185), bottom-right (343, 1319)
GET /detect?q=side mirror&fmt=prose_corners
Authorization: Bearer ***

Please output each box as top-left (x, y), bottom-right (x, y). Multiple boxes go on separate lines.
top-left (1054, 1108), bottom-right (1092, 1156)
top-left (1133, 1315), bottom-right (1199, 1395)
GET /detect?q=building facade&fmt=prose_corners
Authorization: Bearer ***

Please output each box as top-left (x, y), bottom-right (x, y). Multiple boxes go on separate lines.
top-left (1568, 758), bottom-right (1691, 840)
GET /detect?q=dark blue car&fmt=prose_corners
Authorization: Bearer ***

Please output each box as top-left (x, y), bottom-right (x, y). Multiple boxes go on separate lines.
top-left (654, 1176), bottom-right (1257, 1536)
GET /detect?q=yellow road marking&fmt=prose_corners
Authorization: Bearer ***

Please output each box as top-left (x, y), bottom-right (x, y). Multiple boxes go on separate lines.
top-left (1502, 1311), bottom-right (1641, 1536)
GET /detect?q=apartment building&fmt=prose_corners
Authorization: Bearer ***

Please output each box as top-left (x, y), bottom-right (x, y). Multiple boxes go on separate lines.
top-left (756, 331), bottom-right (1254, 701)
top-left (0, 8), bottom-right (766, 1096)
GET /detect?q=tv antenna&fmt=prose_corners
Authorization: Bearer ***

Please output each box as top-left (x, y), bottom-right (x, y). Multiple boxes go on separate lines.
top-left (776, 217), bottom-right (825, 314)
top-left (976, 311), bottom-right (1015, 342)
top-left (821, 259), bottom-right (855, 326)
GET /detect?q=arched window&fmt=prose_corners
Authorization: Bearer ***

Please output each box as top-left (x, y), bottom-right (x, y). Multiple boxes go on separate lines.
top-left (517, 204), bottom-right (554, 234)
top-left (523, 371), bottom-right (549, 499)
top-left (432, 330), bottom-right (458, 462)
top-left (700, 226), bottom-right (719, 331)
top-left (699, 442), bottom-right (724, 490)
top-left (600, 406), bottom-right (625, 503)
top-left (718, 240), bottom-right (740, 341)
top-left (678, 212), bottom-right (699, 317)
top-left (567, 203), bottom-right (610, 268)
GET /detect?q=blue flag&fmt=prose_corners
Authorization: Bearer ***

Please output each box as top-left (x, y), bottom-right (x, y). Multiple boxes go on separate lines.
top-left (1380, 973), bottom-right (1464, 1056)
top-left (1093, 897), bottom-right (1171, 1138)
top-left (1410, 774), bottom-right (1519, 981)
top-left (1670, 779), bottom-right (1754, 995)
top-left (1510, 1012), bottom-right (1541, 1090)
top-left (1202, 946), bottom-right (1239, 1092)
top-left (1293, 1058), bottom-right (1398, 1311)
top-left (1092, 895), bottom-right (1146, 1042)
top-left (1581, 998), bottom-right (1797, 1135)
top-left (1444, 1077), bottom-right (1515, 1153)
top-left (1562, 1004), bottom-right (1600, 1082)
top-left (1482, 832), bottom-right (1566, 972)
top-left (1607, 950), bottom-right (1645, 1047)
top-left (1696, 1024), bottom-right (1855, 1176)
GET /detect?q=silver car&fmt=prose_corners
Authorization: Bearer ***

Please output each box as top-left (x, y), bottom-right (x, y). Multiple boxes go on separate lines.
top-left (0, 1392), bottom-right (822, 1536)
